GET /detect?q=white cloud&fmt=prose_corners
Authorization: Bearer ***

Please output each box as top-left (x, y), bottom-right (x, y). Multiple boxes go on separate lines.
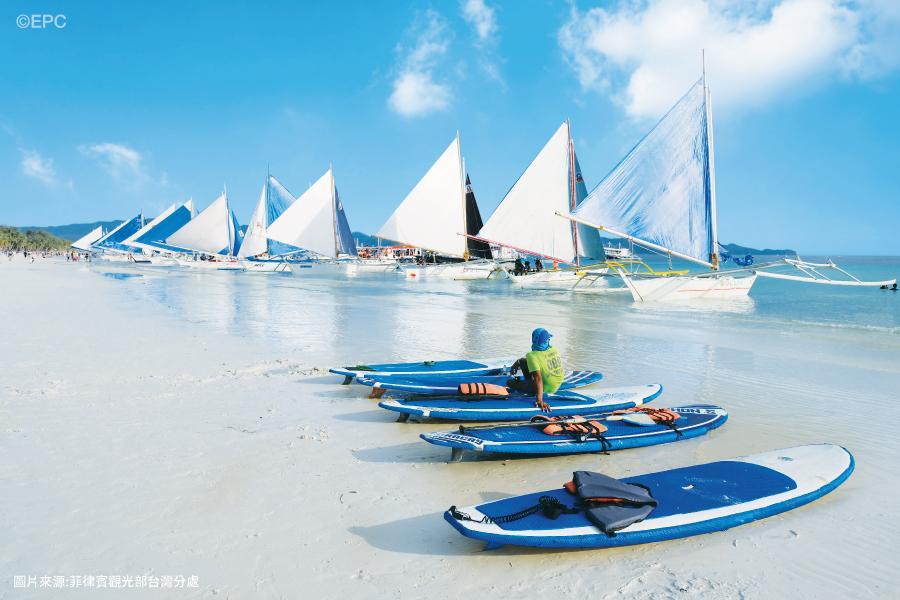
top-left (389, 11), bottom-right (454, 118)
top-left (79, 142), bottom-right (155, 188)
top-left (461, 0), bottom-right (505, 86)
top-left (20, 149), bottom-right (58, 186)
top-left (559, 0), bottom-right (899, 119)
top-left (462, 0), bottom-right (497, 41)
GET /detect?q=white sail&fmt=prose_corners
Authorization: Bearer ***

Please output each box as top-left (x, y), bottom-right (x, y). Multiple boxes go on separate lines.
top-left (267, 169), bottom-right (339, 259)
top-left (122, 200), bottom-right (195, 252)
top-left (376, 136), bottom-right (467, 258)
top-left (71, 225), bottom-right (104, 251)
top-left (478, 122), bottom-right (575, 263)
top-left (168, 193), bottom-right (236, 255)
top-left (572, 79), bottom-right (717, 267)
top-left (237, 187), bottom-right (267, 258)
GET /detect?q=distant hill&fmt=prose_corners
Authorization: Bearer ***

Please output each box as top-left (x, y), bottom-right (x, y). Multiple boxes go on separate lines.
top-left (719, 242), bottom-right (795, 256)
top-left (352, 231), bottom-right (380, 246)
top-left (21, 220), bottom-right (122, 242)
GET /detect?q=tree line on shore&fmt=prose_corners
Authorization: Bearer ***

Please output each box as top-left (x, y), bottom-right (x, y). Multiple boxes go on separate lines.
top-left (0, 226), bottom-right (71, 251)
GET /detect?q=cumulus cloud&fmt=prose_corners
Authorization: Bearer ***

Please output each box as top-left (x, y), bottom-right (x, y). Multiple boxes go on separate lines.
top-left (389, 11), bottom-right (453, 118)
top-left (20, 149), bottom-right (58, 186)
top-left (559, 0), bottom-right (899, 119)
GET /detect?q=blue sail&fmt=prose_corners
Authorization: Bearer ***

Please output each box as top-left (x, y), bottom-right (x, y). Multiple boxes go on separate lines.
top-left (573, 79), bottom-right (716, 266)
top-left (230, 210), bottom-right (243, 257)
top-left (134, 204), bottom-right (194, 251)
top-left (572, 152), bottom-right (604, 260)
top-left (94, 213), bottom-right (144, 251)
top-left (334, 188), bottom-right (357, 256)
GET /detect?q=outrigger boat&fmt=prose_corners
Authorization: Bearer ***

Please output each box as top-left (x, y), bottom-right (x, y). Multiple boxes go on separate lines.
top-left (236, 174), bottom-right (300, 273)
top-left (376, 134), bottom-right (503, 281)
top-left (561, 69), bottom-right (892, 301)
top-left (474, 121), bottom-right (611, 292)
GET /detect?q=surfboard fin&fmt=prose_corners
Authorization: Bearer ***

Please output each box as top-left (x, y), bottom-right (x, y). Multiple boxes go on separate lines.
top-left (450, 448), bottom-right (464, 463)
top-left (396, 413), bottom-right (410, 423)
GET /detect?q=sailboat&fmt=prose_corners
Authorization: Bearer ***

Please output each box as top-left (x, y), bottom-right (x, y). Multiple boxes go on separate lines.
top-left (237, 174), bottom-right (298, 273)
top-left (167, 190), bottom-right (244, 270)
top-left (558, 70), bottom-right (760, 302)
top-left (70, 226), bottom-right (105, 252)
top-left (120, 200), bottom-right (196, 265)
top-left (474, 120), bottom-right (610, 291)
top-left (89, 213), bottom-right (146, 262)
top-left (266, 168), bottom-right (365, 276)
top-left (376, 134), bottom-right (502, 280)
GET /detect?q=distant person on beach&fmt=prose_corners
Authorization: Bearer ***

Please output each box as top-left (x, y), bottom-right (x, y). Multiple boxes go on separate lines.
top-left (508, 327), bottom-right (565, 412)
top-left (535, 258), bottom-right (543, 272)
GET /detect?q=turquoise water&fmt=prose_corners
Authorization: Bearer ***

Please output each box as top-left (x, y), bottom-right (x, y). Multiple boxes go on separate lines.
top-left (98, 257), bottom-right (900, 375)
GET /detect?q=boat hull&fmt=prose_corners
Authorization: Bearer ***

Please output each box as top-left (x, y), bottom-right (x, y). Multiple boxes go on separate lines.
top-left (400, 260), bottom-right (504, 281)
top-left (624, 273), bottom-right (757, 302)
top-left (509, 268), bottom-right (612, 292)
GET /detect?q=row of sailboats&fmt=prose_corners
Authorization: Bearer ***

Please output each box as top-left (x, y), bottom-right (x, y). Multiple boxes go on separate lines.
top-left (84, 72), bottom-right (894, 298)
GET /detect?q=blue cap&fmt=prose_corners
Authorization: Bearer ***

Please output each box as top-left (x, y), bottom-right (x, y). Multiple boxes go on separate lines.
top-left (531, 327), bottom-right (552, 351)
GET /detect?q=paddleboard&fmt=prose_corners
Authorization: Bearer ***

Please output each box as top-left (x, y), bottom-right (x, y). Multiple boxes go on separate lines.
top-left (422, 404), bottom-right (726, 461)
top-left (445, 444), bottom-right (854, 549)
top-left (359, 370), bottom-right (603, 396)
top-left (378, 384), bottom-right (662, 422)
top-left (330, 358), bottom-right (515, 385)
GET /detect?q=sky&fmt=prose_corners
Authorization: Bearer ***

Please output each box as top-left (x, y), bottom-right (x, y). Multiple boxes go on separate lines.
top-left (1, 0), bottom-right (899, 254)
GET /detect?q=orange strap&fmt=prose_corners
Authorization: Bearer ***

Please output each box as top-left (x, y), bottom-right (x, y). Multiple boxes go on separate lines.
top-left (457, 382), bottom-right (509, 397)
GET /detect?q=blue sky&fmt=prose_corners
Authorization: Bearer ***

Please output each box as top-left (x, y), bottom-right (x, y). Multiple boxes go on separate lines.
top-left (1, 0), bottom-right (899, 254)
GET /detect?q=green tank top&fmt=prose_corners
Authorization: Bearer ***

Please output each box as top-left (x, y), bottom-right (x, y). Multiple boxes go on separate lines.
top-left (525, 346), bottom-right (564, 394)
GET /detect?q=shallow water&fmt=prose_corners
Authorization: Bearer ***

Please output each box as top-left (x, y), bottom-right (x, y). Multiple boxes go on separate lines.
top-left (101, 256), bottom-right (900, 366)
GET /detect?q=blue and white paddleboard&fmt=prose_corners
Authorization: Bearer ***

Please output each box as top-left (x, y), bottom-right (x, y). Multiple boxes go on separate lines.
top-left (445, 444), bottom-right (854, 549)
top-left (358, 370), bottom-right (603, 396)
top-left (378, 384), bottom-right (662, 422)
top-left (330, 358), bottom-right (516, 384)
top-left (422, 404), bottom-right (727, 461)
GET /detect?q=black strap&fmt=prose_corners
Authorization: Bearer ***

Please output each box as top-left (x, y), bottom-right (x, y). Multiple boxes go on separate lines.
top-left (449, 496), bottom-right (578, 525)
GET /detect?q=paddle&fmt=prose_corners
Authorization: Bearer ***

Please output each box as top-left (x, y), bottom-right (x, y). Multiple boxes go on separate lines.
top-left (456, 409), bottom-right (659, 432)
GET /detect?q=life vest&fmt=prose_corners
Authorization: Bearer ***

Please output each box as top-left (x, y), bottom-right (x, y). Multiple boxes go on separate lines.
top-left (531, 414), bottom-right (608, 437)
top-left (457, 382), bottom-right (509, 397)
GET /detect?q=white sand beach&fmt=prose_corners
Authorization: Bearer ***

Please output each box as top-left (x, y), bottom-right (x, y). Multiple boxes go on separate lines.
top-left (2, 258), bottom-right (899, 599)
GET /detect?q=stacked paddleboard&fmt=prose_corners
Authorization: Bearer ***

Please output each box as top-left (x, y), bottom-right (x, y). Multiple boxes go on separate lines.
top-left (331, 355), bottom-right (853, 550)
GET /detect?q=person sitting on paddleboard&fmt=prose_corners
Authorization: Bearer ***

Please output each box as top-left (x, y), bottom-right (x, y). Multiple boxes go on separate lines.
top-left (509, 327), bottom-right (565, 412)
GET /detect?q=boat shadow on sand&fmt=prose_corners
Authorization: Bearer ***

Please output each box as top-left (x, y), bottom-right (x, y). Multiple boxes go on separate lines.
top-left (349, 498), bottom-right (623, 557)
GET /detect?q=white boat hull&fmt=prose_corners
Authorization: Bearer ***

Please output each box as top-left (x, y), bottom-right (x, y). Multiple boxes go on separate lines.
top-left (624, 273), bottom-right (757, 302)
top-left (401, 261), bottom-right (503, 281)
top-left (173, 258), bottom-right (242, 271)
top-left (240, 260), bottom-right (291, 273)
top-left (509, 268), bottom-right (612, 292)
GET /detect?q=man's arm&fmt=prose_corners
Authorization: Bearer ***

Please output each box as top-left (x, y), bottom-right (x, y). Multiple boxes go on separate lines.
top-left (533, 370), bottom-right (550, 412)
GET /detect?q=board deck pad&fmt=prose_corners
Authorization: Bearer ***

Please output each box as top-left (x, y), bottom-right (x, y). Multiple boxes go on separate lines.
top-left (359, 370), bottom-right (603, 395)
top-left (444, 444), bottom-right (854, 548)
top-left (421, 405), bottom-right (726, 457)
top-left (378, 384), bottom-right (662, 421)
top-left (330, 358), bottom-right (515, 381)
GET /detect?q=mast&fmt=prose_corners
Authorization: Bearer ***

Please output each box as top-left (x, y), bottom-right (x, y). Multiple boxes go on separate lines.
top-left (703, 51), bottom-right (720, 270)
top-left (457, 131), bottom-right (469, 261)
top-left (567, 119), bottom-right (580, 267)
